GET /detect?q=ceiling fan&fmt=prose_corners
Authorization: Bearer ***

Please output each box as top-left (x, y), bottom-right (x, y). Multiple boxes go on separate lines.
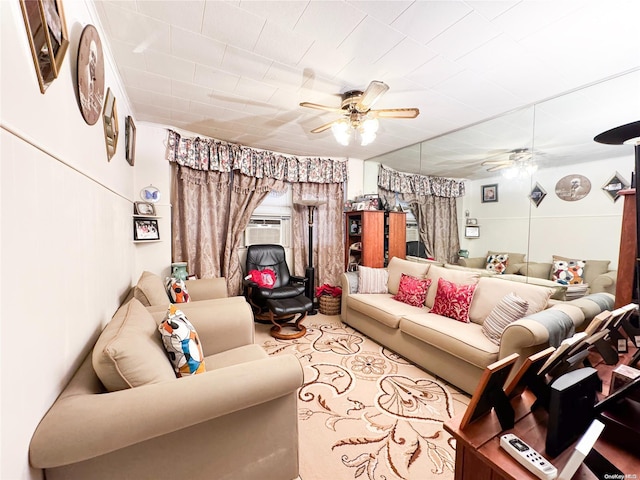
top-left (481, 148), bottom-right (540, 178)
top-left (299, 80), bottom-right (420, 146)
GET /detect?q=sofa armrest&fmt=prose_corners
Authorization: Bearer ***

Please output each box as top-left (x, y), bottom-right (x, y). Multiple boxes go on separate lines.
top-left (458, 256), bottom-right (485, 269)
top-left (185, 277), bottom-right (228, 300)
top-left (146, 297), bottom-right (254, 355)
top-left (590, 270), bottom-right (617, 295)
top-left (30, 353), bottom-right (303, 469)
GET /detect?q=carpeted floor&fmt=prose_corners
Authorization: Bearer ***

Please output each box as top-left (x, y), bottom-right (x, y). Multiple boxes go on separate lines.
top-left (254, 313), bottom-right (470, 480)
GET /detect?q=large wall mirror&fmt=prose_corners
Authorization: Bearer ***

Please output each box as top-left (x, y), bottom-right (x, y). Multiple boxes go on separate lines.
top-left (366, 69), bottom-right (640, 277)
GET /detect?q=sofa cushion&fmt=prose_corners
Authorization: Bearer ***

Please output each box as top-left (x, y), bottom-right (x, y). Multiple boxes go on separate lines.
top-left (387, 257), bottom-right (431, 295)
top-left (486, 253), bottom-right (509, 274)
top-left (552, 255), bottom-right (586, 284)
top-left (347, 294), bottom-right (424, 329)
top-left (400, 313), bottom-right (499, 369)
top-left (468, 277), bottom-right (552, 325)
top-left (357, 266), bottom-right (389, 294)
top-left (93, 298), bottom-right (176, 391)
top-left (166, 277), bottom-right (191, 303)
top-left (481, 293), bottom-right (529, 345)
top-left (393, 274), bottom-right (431, 307)
top-left (518, 262), bottom-right (553, 280)
top-left (430, 278), bottom-right (477, 323)
top-left (158, 305), bottom-right (206, 377)
top-left (499, 274), bottom-right (567, 301)
top-left (582, 259), bottom-right (611, 285)
top-left (489, 250), bottom-right (525, 265)
top-left (133, 271), bottom-right (170, 307)
top-left (425, 265), bottom-right (480, 308)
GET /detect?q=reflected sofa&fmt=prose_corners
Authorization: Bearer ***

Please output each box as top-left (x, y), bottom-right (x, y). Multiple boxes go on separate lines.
top-left (29, 275), bottom-right (303, 480)
top-left (341, 257), bottom-right (613, 395)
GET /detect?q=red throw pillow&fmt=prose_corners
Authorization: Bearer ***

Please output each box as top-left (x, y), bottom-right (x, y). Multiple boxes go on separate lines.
top-left (393, 273), bottom-right (431, 307)
top-left (247, 269), bottom-right (276, 288)
top-left (429, 277), bottom-right (477, 323)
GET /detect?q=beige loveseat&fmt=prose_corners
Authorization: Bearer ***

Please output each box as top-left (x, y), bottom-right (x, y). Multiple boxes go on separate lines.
top-left (340, 257), bottom-right (605, 395)
top-left (30, 275), bottom-right (303, 480)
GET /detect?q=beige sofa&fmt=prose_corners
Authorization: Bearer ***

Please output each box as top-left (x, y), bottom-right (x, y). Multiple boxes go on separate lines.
top-left (458, 253), bottom-right (617, 296)
top-left (340, 257), bottom-right (612, 395)
top-left (29, 275), bottom-right (303, 480)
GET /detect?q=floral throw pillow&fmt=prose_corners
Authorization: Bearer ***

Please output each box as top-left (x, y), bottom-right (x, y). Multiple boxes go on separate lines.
top-left (486, 253), bottom-right (509, 274)
top-left (158, 305), bottom-right (206, 377)
top-left (393, 274), bottom-right (432, 307)
top-left (429, 278), bottom-right (477, 323)
top-left (552, 257), bottom-right (585, 284)
top-left (246, 268), bottom-right (277, 288)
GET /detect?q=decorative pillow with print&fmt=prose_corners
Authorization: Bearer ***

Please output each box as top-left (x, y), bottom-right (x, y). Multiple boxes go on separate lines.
top-left (165, 277), bottom-right (191, 303)
top-left (429, 278), bottom-right (477, 323)
top-left (552, 257), bottom-right (585, 284)
top-left (357, 266), bottom-right (389, 294)
top-left (486, 253), bottom-right (509, 274)
top-left (481, 292), bottom-right (529, 345)
top-left (246, 268), bottom-right (277, 288)
top-left (158, 305), bottom-right (206, 377)
top-left (393, 273), bottom-right (432, 307)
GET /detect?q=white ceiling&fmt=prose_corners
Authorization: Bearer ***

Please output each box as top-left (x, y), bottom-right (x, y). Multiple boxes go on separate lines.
top-left (93, 1), bottom-right (640, 179)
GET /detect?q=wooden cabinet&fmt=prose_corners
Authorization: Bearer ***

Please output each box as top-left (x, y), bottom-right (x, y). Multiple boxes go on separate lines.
top-left (615, 189), bottom-right (636, 308)
top-left (344, 211), bottom-right (406, 270)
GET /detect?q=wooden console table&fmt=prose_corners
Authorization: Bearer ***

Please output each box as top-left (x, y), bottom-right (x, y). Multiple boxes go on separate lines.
top-left (444, 384), bottom-right (639, 479)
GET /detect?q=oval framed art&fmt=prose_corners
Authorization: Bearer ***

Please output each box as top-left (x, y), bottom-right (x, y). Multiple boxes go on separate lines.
top-left (76, 24), bottom-right (105, 125)
top-left (555, 174), bottom-right (591, 202)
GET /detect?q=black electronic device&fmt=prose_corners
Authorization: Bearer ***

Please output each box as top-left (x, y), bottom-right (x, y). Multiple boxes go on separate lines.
top-left (546, 367), bottom-right (601, 458)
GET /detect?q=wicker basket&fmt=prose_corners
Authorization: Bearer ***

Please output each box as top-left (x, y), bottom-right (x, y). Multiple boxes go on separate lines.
top-left (319, 295), bottom-right (341, 315)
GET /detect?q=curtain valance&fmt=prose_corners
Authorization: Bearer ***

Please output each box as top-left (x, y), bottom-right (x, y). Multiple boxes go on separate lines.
top-left (166, 129), bottom-right (347, 184)
top-left (377, 164), bottom-right (465, 198)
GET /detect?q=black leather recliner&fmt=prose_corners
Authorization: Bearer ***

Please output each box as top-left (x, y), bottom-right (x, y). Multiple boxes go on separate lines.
top-left (244, 244), bottom-right (311, 339)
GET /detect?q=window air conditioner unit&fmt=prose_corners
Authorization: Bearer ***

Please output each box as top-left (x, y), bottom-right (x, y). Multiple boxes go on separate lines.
top-left (244, 217), bottom-right (291, 248)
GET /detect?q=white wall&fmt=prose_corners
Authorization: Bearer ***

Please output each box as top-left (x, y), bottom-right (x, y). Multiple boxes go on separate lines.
top-left (0, 3), bottom-right (169, 479)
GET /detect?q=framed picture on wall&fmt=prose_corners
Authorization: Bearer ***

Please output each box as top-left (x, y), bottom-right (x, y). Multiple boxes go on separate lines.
top-left (125, 116), bottom-right (136, 166)
top-left (602, 172), bottom-right (629, 202)
top-left (133, 219), bottom-right (160, 241)
top-left (481, 184), bottom-right (498, 203)
top-left (465, 225), bottom-right (480, 238)
top-left (19, 0), bottom-right (70, 94)
top-left (529, 182), bottom-right (547, 207)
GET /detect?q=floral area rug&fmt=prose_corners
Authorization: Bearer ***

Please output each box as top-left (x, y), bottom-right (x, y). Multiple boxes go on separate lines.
top-left (255, 314), bottom-right (470, 480)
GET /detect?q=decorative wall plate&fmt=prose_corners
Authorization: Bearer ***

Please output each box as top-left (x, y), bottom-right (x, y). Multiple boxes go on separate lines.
top-left (140, 185), bottom-right (160, 203)
top-left (555, 174), bottom-right (591, 201)
top-left (77, 24), bottom-right (105, 125)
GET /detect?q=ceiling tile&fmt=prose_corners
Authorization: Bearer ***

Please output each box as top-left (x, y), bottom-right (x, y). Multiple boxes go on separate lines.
top-left (238, 0), bottom-right (307, 30)
top-left (375, 38), bottom-right (438, 77)
top-left (220, 45), bottom-right (273, 80)
top-left (234, 77), bottom-right (278, 103)
top-left (144, 50), bottom-right (196, 82)
top-left (201, 1), bottom-right (264, 50)
top-left (192, 64), bottom-right (240, 93)
top-left (468, 1), bottom-right (519, 21)
top-left (120, 66), bottom-right (172, 94)
top-left (392, 1), bottom-right (472, 45)
top-left (293, 1), bottom-right (366, 47)
top-left (297, 41), bottom-right (355, 79)
top-left (170, 26), bottom-right (226, 66)
top-left (253, 21), bottom-right (313, 65)
top-left (346, 0), bottom-right (413, 25)
top-left (406, 55), bottom-right (465, 88)
top-left (137, 0), bottom-right (205, 32)
top-left (427, 12), bottom-right (501, 61)
top-left (337, 16), bottom-right (405, 63)
top-left (99, 2), bottom-right (171, 52)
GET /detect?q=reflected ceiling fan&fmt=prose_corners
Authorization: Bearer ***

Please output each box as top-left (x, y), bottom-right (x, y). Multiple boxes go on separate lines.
top-left (299, 80), bottom-right (420, 146)
top-left (481, 148), bottom-right (539, 177)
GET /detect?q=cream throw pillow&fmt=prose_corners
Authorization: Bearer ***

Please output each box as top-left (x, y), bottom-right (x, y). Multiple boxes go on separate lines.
top-left (357, 266), bottom-right (389, 294)
top-left (482, 293), bottom-right (529, 345)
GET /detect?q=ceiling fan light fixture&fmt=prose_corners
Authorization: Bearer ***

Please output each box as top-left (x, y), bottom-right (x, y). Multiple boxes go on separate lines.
top-left (360, 117), bottom-right (379, 135)
top-left (331, 120), bottom-right (351, 146)
top-left (360, 131), bottom-right (376, 146)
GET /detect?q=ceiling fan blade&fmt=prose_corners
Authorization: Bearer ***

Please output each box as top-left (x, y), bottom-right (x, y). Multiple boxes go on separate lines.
top-left (481, 160), bottom-right (512, 166)
top-left (310, 121), bottom-right (336, 134)
top-left (371, 108), bottom-right (420, 119)
top-left (486, 164), bottom-right (513, 172)
top-left (356, 81), bottom-right (389, 111)
top-left (299, 102), bottom-right (343, 113)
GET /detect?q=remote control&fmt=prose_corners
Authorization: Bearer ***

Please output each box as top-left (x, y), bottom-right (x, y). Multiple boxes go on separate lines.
top-left (500, 433), bottom-right (558, 480)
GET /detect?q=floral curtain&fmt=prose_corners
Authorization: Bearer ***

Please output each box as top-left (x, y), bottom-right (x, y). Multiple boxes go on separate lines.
top-left (170, 164), bottom-right (230, 279)
top-left (378, 165), bottom-right (464, 263)
top-left (292, 183), bottom-right (345, 290)
top-left (224, 173), bottom-right (287, 296)
top-left (166, 129), bottom-right (348, 293)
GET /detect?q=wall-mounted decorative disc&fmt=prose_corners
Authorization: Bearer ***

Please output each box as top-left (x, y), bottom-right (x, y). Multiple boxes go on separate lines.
top-left (555, 174), bottom-right (591, 201)
top-left (76, 24), bottom-right (105, 125)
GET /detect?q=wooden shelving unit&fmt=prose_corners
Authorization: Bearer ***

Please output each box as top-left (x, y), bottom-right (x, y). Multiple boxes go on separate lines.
top-left (344, 210), bottom-right (406, 270)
